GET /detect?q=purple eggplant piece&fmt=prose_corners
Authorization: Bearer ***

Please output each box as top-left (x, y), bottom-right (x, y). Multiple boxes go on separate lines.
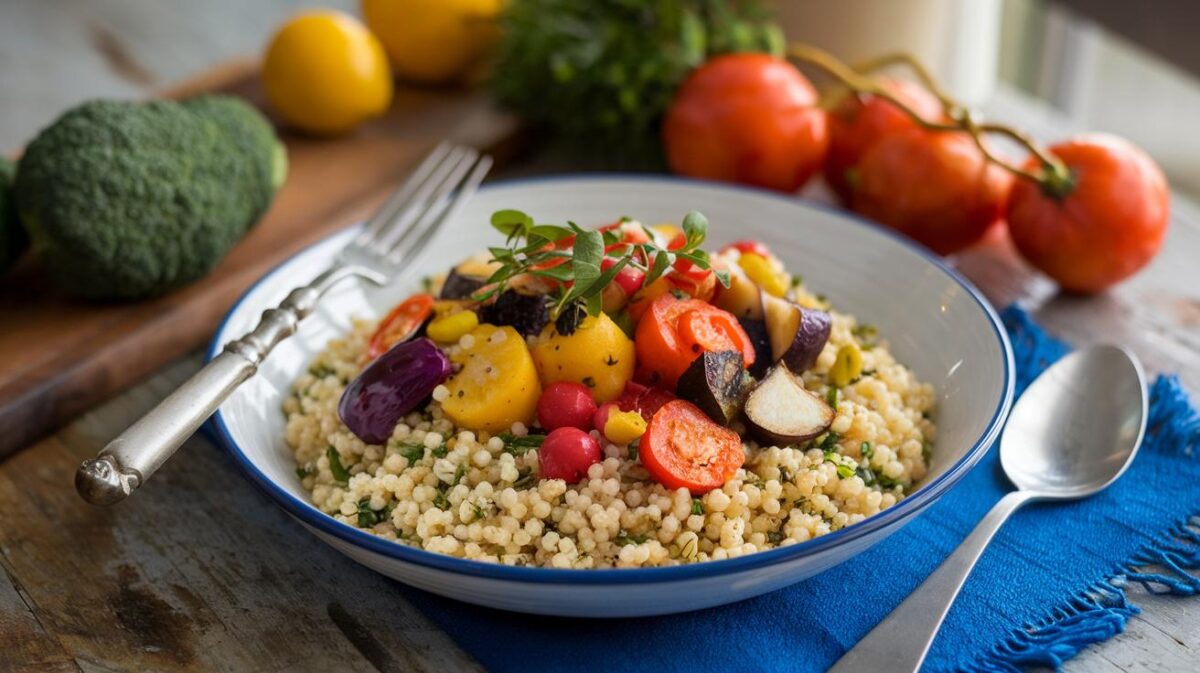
top-left (338, 337), bottom-right (451, 445)
top-left (737, 318), bottom-right (772, 379)
top-left (782, 308), bottom-right (832, 374)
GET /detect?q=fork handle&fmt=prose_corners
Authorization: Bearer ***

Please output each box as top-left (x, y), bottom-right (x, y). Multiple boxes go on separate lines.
top-left (75, 266), bottom-right (365, 505)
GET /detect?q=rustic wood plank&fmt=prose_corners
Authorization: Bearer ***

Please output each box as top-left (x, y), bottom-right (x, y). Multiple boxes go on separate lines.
top-left (0, 61), bottom-right (523, 459)
top-left (0, 357), bottom-right (483, 673)
top-left (0, 561), bottom-right (81, 672)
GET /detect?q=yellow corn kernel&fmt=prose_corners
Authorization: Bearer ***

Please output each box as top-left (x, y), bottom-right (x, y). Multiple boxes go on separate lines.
top-left (604, 409), bottom-right (647, 445)
top-left (829, 343), bottom-right (864, 388)
top-left (738, 253), bottom-right (788, 297)
top-left (426, 310), bottom-right (479, 343)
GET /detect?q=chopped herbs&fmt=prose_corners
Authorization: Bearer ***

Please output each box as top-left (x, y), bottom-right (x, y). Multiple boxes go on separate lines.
top-left (452, 464), bottom-right (466, 487)
top-left (825, 386), bottom-right (840, 407)
top-left (836, 463), bottom-right (855, 479)
top-left (581, 376), bottom-right (597, 389)
top-left (399, 442), bottom-right (425, 464)
top-left (499, 433), bottom-right (546, 456)
top-left (357, 499), bottom-right (392, 527)
top-left (431, 443), bottom-right (448, 458)
top-left (512, 469), bottom-right (538, 490)
top-left (432, 487), bottom-right (450, 510)
top-left (817, 432), bottom-right (841, 452)
top-left (295, 465), bottom-right (316, 480)
top-left (628, 437), bottom-right (640, 461)
top-left (767, 527), bottom-right (786, 544)
top-left (308, 364), bottom-right (336, 379)
top-left (860, 441), bottom-right (874, 460)
top-left (922, 441), bottom-right (934, 462)
top-left (691, 497), bottom-right (704, 516)
top-left (326, 446), bottom-right (351, 484)
top-left (616, 530), bottom-right (650, 546)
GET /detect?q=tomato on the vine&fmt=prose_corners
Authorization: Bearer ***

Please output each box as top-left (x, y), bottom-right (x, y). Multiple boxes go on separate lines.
top-left (663, 53), bottom-right (828, 193)
top-left (1007, 134), bottom-right (1168, 293)
top-left (850, 129), bottom-right (1011, 255)
top-left (825, 77), bottom-right (945, 204)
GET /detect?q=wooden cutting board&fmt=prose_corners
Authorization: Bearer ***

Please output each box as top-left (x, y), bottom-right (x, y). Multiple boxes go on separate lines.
top-left (0, 59), bottom-right (524, 458)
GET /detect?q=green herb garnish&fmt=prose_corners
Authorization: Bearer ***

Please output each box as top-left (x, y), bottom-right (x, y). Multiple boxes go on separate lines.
top-left (357, 499), bottom-right (384, 527)
top-left (431, 443), bottom-right (448, 458)
top-left (308, 364), bottom-right (336, 379)
top-left (817, 432), bottom-right (841, 452)
top-left (628, 437), bottom-right (641, 461)
top-left (512, 468), bottom-right (538, 490)
top-left (451, 464), bottom-right (466, 487)
top-left (616, 530), bottom-right (650, 546)
top-left (295, 465), bottom-right (316, 480)
top-left (825, 386), bottom-right (840, 407)
top-left (691, 498), bottom-right (704, 516)
top-left (860, 441), bottom-right (874, 460)
top-left (500, 433), bottom-right (546, 456)
top-left (326, 446), bottom-right (350, 484)
top-left (399, 442), bottom-right (425, 464)
top-left (476, 210), bottom-right (727, 320)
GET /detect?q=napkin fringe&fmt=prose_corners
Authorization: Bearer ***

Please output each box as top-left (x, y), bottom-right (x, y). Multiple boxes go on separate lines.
top-left (965, 372), bottom-right (1200, 672)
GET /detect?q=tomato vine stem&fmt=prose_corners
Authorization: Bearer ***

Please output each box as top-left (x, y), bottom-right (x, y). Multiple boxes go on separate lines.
top-left (787, 43), bottom-right (1072, 188)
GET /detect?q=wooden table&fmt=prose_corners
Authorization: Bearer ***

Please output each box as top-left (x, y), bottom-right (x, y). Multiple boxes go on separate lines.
top-left (2, 71), bottom-right (1199, 673)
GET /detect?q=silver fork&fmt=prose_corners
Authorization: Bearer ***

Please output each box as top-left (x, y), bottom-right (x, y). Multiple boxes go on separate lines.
top-left (75, 143), bottom-right (492, 505)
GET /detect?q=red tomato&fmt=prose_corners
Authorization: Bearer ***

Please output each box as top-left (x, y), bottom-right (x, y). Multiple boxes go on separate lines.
top-left (1007, 134), bottom-right (1169, 293)
top-left (601, 257), bottom-right (646, 297)
top-left (825, 78), bottom-right (945, 204)
top-left (615, 382), bottom-right (678, 423)
top-left (539, 428), bottom-right (602, 484)
top-left (663, 53), bottom-right (828, 192)
top-left (536, 382), bottom-right (598, 432)
top-left (634, 295), bottom-right (754, 388)
top-left (851, 129), bottom-right (1012, 255)
top-left (640, 400), bottom-right (744, 494)
top-left (365, 294), bottom-right (434, 360)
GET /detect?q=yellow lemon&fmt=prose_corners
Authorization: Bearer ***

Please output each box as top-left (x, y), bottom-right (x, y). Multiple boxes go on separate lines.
top-left (262, 11), bottom-right (393, 135)
top-left (362, 0), bottom-right (501, 85)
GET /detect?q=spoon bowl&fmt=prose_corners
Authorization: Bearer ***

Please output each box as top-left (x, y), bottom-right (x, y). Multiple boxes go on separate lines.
top-left (1001, 344), bottom-right (1148, 498)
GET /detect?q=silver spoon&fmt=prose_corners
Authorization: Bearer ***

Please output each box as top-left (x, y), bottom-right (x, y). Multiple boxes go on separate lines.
top-left (829, 344), bottom-right (1148, 673)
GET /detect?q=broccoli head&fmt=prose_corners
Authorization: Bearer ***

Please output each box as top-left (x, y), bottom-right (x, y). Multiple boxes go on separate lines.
top-left (15, 95), bottom-right (287, 299)
top-left (0, 156), bottom-right (26, 274)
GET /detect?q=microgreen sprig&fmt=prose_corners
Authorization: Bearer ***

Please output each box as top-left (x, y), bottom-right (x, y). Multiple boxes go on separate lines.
top-left (477, 209), bottom-right (729, 320)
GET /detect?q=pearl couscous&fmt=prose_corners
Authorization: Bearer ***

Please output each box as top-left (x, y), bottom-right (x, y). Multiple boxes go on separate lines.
top-left (285, 305), bottom-right (934, 569)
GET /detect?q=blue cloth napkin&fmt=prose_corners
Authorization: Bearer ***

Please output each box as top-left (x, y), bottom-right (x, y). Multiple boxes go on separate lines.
top-left (396, 307), bottom-right (1200, 672)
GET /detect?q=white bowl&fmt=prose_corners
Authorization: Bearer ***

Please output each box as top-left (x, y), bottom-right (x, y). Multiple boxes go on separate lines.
top-left (209, 176), bottom-right (1013, 617)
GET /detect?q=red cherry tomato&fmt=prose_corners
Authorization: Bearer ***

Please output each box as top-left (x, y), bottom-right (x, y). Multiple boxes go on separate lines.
top-left (824, 78), bottom-right (945, 204)
top-left (1007, 134), bottom-right (1169, 293)
top-left (365, 294), bottom-right (435, 361)
top-left (634, 294), bottom-right (754, 388)
top-left (640, 400), bottom-right (744, 494)
top-left (851, 129), bottom-right (1012, 255)
top-left (601, 257), bottom-right (646, 297)
top-left (614, 382), bottom-right (676, 422)
top-left (720, 240), bottom-right (773, 258)
top-left (663, 53), bottom-right (828, 192)
top-left (538, 427), bottom-right (602, 484)
top-left (536, 381), bottom-right (598, 432)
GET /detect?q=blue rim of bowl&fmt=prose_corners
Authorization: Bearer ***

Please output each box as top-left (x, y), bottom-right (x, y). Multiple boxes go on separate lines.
top-left (208, 174), bottom-right (1015, 585)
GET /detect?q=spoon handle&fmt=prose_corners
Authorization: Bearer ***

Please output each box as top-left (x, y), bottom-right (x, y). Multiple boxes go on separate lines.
top-left (828, 490), bottom-right (1036, 673)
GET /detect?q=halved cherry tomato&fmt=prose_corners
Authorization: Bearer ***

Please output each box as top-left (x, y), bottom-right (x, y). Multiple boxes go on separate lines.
top-left (614, 381), bottom-right (676, 422)
top-left (601, 257), bottom-right (646, 297)
top-left (640, 399), bottom-right (744, 494)
top-left (365, 293), bottom-right (435, 360)
top-left (634, 294), bottom-right (754, 388)
top-left (678, 309), bottom-right (755, 365)
top-left (720, 240), bottom-right (773, 258)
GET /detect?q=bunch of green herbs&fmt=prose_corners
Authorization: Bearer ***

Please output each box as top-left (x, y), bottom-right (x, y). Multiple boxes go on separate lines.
top-left (490, 0), bottom-right (783, 167)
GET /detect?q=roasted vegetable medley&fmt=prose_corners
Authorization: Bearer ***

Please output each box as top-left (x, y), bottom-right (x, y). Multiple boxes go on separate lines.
top-left (285, 212), bottom-right (936, 567)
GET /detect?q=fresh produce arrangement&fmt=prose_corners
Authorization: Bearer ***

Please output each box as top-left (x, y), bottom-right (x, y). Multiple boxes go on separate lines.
top-left (12, 96), bottom-right (286, 299)
top-left (661, 44), bottom-right (1170, 292)
top-left (284, 212), bottom-right (936, 567)
top-left (490, 0), bottom-right (783, 166)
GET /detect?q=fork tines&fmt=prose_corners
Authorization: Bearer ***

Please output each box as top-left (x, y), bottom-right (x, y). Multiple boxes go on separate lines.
top-left (353, 142), bottom-right (493, 263)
